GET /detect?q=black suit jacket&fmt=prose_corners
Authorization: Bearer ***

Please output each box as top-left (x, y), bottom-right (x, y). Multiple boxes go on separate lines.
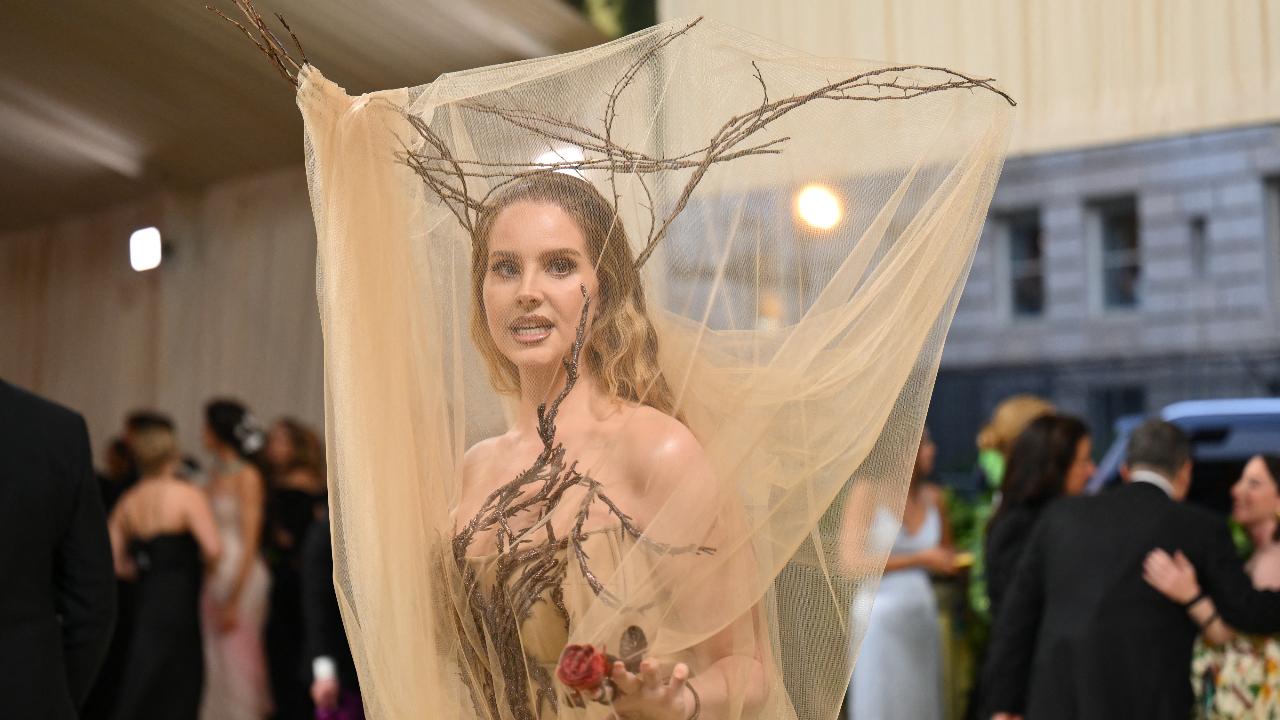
top-left (983, 481), bottom-right (1280, 719)
top-left (0, 381), bottom-right (116, 720)
top-left (301, 511), bottom-right (358, 692)
top-left (985, 504), bottom-right (1045, 622)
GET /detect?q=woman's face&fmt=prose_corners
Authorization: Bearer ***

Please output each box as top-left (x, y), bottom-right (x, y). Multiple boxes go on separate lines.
top-left (265, 424), bottom-right (294, 468)
top-left (915, 431), bottom-right (937, 478)
top-left (482, 201), bottom-right (599, 372)
top-left (1063, 436), bottom-right (1095, 496)
top-left (1231, 456), bottom-right (1280, 527)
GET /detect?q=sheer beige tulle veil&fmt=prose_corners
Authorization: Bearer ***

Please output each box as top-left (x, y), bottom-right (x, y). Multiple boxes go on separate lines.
top-left (296, 17), bottom-right (1012, 720)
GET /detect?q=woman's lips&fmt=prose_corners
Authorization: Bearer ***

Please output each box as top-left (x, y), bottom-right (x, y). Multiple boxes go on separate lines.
top-left (510, 315), bottom-right (554, 344)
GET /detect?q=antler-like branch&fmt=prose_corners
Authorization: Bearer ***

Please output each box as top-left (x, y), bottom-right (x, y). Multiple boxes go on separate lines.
top-left (208, 0), bottom-right (308, 87)
top-left (401, 19), bottom-right (1015, 269)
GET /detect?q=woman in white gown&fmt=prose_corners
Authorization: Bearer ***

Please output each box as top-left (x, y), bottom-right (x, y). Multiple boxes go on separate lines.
top-left (846, 431), bottom-right (960, 720)
top-left (201, 399), bottom-right (273, 720)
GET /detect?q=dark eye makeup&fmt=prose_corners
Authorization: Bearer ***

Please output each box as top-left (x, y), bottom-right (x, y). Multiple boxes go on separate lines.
top-left (547, 256), bottom-right (577, 276)
top-left (489, 259), bottom-right (520, 278)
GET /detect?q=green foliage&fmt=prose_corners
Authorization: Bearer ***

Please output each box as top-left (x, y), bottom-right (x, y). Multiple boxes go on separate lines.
top-left (562, 0), bottom-right (657, 37)
top-left (1230, 519), bottom-right (1253, 558)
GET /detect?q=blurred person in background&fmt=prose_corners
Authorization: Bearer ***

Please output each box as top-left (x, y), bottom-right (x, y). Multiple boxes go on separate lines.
top-left (107, 424), bottom-right (221, 720)
top-left (202, 399), bottom-right (273, 720)
top-left (845, 429), bottom-right (960, 719)
top-left (1145, 454), bottom-right (1280, 717)
top-left (973, 396), bottom-right (1057, 499)
top-left (0, 379), bottom-right (116, 720)
top-left (97, 438), bottom-right (136, 513)
top-left (984, 420), bottom-right (1280, 719)
top-left (960, 395), bottom-right (1055, 630)
top-left (84, 409), bottom-right (178, 719)
top-left (963, 394), bottom-right (1057, 606)
top-left (983, 414), bottom-right (1093, 621)
top-left (302, 505), bottom-right (363, 720)
top-left (263, 418), bottom-right (327, 720)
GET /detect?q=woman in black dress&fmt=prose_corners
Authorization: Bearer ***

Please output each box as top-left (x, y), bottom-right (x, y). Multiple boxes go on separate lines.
top-left (262, 418), bottom-right (326, 718)
top-left (984, 414), bottom-right (1094, 620)
top-left (107, 424), bottom-right (222, 720)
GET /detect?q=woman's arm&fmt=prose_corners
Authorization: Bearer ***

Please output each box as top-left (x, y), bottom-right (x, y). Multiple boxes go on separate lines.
top-left (225, 466), bottom-right (265, 615)
top-left (884, 546), bottom-right (958, 574)
top-left (183, 487), bottom-right (223, 567)
top-left (1143, 548), bottom-right (1236, 645)
top-left (929, 483), bottom-right (954, 548)
top-left (107, 500), bottom-right (136, 580)
top-left (608, 418), bottom-right (768, 720)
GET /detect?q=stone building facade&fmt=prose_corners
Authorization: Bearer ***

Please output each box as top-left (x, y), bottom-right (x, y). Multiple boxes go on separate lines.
top-left (931, 123), bottom-right (1280, 467)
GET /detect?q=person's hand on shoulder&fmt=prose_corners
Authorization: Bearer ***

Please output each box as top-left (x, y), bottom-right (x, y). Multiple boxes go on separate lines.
top-left (1143, 548), bottom-right (1200, 604)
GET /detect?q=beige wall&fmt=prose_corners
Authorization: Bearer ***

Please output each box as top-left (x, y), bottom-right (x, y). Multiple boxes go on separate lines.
top-left (659, 0), bottom-right (1280, 157)
top-left (0, 166), bottom-right (324, 463)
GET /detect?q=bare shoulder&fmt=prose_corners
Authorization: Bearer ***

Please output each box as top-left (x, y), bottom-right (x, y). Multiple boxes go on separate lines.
top-left (1253, 545), bottom-right (1280, 590)
top-left (235, 461), bottom-right (265, 488)
top-left (627, 407), bottom-right (704, 459)
top-left (173, 479), bottom-right (208, 506)
top-left (459, 434), bottom-right (511, 502)
top-left (921, 482), bottom-right (946, 507)
top-left (463, 435), bottom-right (504, 480)
top-left (620, 406), bottom-right (714, 490)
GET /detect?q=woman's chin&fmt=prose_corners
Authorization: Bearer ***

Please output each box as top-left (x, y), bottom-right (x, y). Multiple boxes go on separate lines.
top-left (503, 344), bottom-right (569, 372)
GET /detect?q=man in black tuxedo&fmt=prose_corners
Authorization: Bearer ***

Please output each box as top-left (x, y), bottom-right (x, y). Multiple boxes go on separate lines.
top-left (302, 508), bottom-right (361, 715)
top-left (0, 380), bottom-right (116, 719)
top-left (982, 418), bottom-right (1280, 719)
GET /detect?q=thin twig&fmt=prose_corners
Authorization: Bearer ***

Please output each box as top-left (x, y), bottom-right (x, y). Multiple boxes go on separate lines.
top-left (208, 0), bottom-right (307, 87)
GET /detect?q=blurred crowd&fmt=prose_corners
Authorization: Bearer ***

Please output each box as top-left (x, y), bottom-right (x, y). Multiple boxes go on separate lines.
top-left (81, 400), bottom-right (360, 720)
top-left (843, 396), bottom-right (1280, 720)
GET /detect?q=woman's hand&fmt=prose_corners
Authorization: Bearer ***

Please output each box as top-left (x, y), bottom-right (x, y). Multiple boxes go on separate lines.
top-left (916, 547), bottom-right (960, 576)
top-left (218, 601), bottom-right (240, 633)
top-left (606, 658), bottom-right (694, 720)
top-left (1143, 549), bottom-right (1200, 604)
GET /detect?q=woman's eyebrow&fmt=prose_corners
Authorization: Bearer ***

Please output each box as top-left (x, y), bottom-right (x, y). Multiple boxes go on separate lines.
top-left (539, 248), bottom-right (583, 259)
top-left (488, 250), bottom-right (520, 260)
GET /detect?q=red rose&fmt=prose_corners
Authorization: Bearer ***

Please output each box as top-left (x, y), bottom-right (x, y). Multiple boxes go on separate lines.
top-left (556, 644), bottom-right (608, 693)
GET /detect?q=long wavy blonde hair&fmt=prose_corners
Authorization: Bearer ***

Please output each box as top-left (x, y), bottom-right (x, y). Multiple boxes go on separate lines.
top-left (470, 173), bottom-right (677, 416)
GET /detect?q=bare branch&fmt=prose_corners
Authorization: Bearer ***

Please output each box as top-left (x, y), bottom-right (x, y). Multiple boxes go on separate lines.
top-left (208, 0), bottom-right (308, 87)
top-left (401, 24), bottom-right (1013, 271)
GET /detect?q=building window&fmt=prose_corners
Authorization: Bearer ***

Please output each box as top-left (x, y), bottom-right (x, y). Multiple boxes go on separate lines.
top-left (1000, 210), bottom-right (1045, 318)
top-left (1188, 215), bottom-right (1208, 279)
top-left (1090, 197), bottom-right (1141, 310)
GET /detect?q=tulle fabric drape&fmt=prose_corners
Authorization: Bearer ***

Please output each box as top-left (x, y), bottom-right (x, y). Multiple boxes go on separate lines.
top-left (298, 17), bottom-right (1011, 719)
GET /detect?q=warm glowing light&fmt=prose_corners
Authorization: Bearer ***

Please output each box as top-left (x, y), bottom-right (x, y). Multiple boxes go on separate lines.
top-left (795, 184), bottom-right (842, 230)
top-left (534, 146), bottom-right (586, 178)
top-left (130, 227), bottom-right (162, 271)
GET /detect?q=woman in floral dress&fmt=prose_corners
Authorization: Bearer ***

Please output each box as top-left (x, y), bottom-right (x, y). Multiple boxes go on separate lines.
top-left (1146, 455), bottom-right (1280, 718)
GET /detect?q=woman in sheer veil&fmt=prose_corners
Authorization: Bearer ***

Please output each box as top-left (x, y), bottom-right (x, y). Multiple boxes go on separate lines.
top-left (452, 171), bottom-right (764, 718)
top-left (240, 8), bottom-right (1021, 718)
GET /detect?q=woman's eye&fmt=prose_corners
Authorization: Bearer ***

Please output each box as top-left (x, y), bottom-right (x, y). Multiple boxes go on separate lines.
top-left (548, 258), bottom-right (576, 277)
top-left (490, 260), bottom-right (519, 278)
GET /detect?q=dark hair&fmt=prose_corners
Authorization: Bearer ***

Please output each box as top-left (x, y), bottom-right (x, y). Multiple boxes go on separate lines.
top-left (205, 398), bottom-right (264, 459)
top-left (1254, 455), bottom-right (1280, 542)
top-left (272, 417), bottom-right (326, 481)
top-left (989, 414), bottom-right (1090, 531)
top-left (126, 409), bottom-right (174, 433)
top-left (1259, 455), bottom-right (1280, 489)
top-left (1125, 418), bottom-right (1190, 478)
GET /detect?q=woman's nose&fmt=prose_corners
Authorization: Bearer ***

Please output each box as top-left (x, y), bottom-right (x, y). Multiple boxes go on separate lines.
top-left (515, 281), bottom-right (541, 310)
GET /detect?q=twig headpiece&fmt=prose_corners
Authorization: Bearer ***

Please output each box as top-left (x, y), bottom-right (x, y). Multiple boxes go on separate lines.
top-left (399, 18), bottom-right (1015, 268)
top-left (212, 5), bottom-right (1014, 269)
